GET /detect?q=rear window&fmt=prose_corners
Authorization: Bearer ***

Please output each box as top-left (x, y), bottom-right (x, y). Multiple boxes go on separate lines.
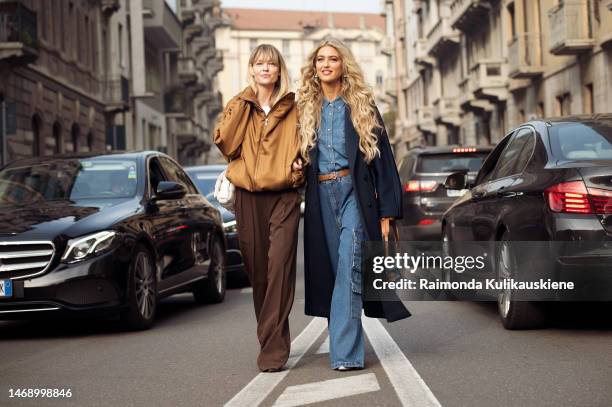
top-left (187, 171), bottom-right (220, 195)
top-left (416, 153), bottom-right (489, 173)
top-left (549, 121), bottom-right (612, 161)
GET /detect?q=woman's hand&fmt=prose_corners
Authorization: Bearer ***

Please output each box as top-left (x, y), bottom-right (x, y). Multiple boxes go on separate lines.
top-left (292, 158), bottom-right (303, 172)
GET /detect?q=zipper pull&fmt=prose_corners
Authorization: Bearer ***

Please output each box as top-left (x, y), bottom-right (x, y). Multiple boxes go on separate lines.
top-left (264, 117), bottom-right (269, 126)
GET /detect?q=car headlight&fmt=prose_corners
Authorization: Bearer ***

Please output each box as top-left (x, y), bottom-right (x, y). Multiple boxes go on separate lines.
top-left (62, 230), bottom-right (118, 263)
top-left (223, 220), bottom-right (237, 233)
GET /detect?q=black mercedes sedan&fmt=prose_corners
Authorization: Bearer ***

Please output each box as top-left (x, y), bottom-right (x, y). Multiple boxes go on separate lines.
top-left (442, 115), bottom-right (612, 329)
top-left (0, 152), bottom-right (226, 330)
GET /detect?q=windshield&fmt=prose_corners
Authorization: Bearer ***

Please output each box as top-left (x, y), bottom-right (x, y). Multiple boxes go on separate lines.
top-left (188, 170), bottom-right (224, 195)
top-left (0, 159), bottom-right (139, 206)
top-left (549, 121), bottom-right (612, 161)
top-left (417, 153), bottom-right (489, 173)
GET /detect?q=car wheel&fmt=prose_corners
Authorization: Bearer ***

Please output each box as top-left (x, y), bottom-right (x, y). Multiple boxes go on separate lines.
top-left (193, 236), bottom-right (226, 304)
top-left (121, 245), bottom-right (157, 331)
top-left (497, 232), bottom-right (546, 330)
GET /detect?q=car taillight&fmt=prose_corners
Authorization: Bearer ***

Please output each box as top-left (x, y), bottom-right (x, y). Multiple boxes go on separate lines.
top-left (404, 180), bottom-right (438, 193)
top-left (418, 219), bottom-right (435, 226)
top-left (545, 181), bottom-right (612, 215)
top-left (589, 188), bottom-right (612, 215)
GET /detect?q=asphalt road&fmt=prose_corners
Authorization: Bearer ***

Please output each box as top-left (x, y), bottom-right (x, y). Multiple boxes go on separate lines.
top-left (1, 220), bottom-right (611, 407)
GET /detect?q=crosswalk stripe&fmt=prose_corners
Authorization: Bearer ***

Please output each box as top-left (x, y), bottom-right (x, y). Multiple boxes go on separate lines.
top-left (272, 373), bottom-right (380, 407)
top-left (224, 317), bottom-right (327, 407)
top-left (363, 317), bottom-right (442, 407)
top-left (315, 336), bottom-right (329, 354)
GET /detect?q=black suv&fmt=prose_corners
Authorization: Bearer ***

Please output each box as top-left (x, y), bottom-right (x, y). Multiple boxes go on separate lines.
top-left (397, 146), bottom-right (493, 240)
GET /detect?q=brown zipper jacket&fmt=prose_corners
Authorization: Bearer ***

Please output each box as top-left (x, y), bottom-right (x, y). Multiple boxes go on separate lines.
top-left (214, 86), bottom-right (304, 192)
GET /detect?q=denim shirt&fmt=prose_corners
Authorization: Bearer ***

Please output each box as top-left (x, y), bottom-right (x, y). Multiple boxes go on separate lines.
top-left (317, 97), bottom-right (350, 174)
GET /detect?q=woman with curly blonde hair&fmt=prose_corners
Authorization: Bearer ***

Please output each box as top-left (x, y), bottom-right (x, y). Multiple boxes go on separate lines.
top-left (295, 39), bottom-right (410, 371)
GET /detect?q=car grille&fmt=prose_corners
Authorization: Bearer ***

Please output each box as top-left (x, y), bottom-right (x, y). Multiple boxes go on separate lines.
top-left (0, 241), bottom-right (55, 279)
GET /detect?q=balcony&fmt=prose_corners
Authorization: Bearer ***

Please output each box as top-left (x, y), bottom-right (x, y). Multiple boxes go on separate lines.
top-left (508, 34), bottom-right (544, 78)
top-left (381, 37), bottom-right (393, 56)
top-left (433, 97), bottom-right (461, 127)
top-left (449, 0), bottom-right (491, 32)
top-left (458, 77), bottom-right (493, 113)
top-left (548, 1), bottom-right (594, 55)
top-left (208, 91), bottom-right (223, 116)
top-left (184, 14), bottom-right (204, 43)
top-left (165, 86), bottom-right (191, 114)
top-left (206, 52), bottom-right (223, 77)
top-left (104, 75), bottom-right (130, 112)
top-left (101, 0), bottom-right (120, 15)
top-left (193, 37), bottom-right (213, 55)
top-left (193, 0), bottom-right (217, 10)
top-left (425, 17), bottom-right (460, 58)
top-left (176, 116), bottom-right (196, 138)
top-left (0, 1), bottom-right (38, 64)
top-left (384, 77), bottom-right (397, 98)
top-left (178, 56), bottom-right (198, 83)
top-left (469, 59), bottom-right (507, 102)
top-left (416, 106), bottom-right (436, 134)
top-left (179, 0), bottom-right (196, 23)
top-left (143, 0), bottom-right (182, 48)
top-left (414, 39), bottom-right (434, 69)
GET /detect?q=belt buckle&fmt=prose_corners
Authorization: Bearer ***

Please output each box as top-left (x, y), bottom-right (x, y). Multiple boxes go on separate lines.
top-left (330, 172), bottom-right (337, 180)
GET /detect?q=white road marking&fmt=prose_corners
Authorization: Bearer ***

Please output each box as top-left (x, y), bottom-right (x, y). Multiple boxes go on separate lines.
top-left (363, 317), bottom-right (442, 407)
top-left (272, 373), bottom-right (380, 407)
top-left (240, 287), bottom-right (253, 294)
top-left (315, 336), bottom-right (329, 354)
top-left (224, 317), bottom-right (327, 407)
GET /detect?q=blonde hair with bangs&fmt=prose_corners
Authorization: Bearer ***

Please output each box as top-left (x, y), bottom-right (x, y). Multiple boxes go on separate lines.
top-left (247, 44), bottom-right (291, 107)
top-left (296, 39), bottom-right (381, 164)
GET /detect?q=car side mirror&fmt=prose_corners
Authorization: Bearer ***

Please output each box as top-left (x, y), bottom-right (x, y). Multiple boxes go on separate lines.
top-left (444, 171), bottom-right (469, 190)
top-left (154, 181), bottom-right (187, 201)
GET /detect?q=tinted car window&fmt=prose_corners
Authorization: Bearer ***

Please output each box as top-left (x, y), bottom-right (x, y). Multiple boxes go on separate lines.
top-left (398, 156), bottom-right (415, 179)
top-left (549, 121), bottom-right (612, 161)
top-left (513, 129), bottom-right (536, 174)
top-left (149, 158), bottom-right (167, 193)
top-left (0, 159), bottom-right (138, 206)
top-left (417, 153), bottom-right (488, 173)
top-left (491, 130), bottom-right (532, 180)
top-left (160, 157), bottom-right (198, 194)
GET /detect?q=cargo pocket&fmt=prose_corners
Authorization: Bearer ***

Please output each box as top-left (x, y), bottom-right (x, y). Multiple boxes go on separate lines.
top-left (350, 229), bottom-right (363, 319)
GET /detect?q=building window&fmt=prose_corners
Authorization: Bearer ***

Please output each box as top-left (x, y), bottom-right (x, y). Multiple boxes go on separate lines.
top-left (556, 93), bottom-right (571, 116)
top-left (71, 124), bottom-right (80, 152)
top-left (249, 39), bottom-right (257, 51)
top-left (118, 24), bottom-right (124, 68)
top-left (507, 2), bottom-right (516, 39)
top-left (537, 102), bottom-right (545, 118)
top-left (376, 71), bottom-right (383, 87)
top-left (68, 2), bottom-right (75, 58)
top-left (31, 115), bottom-right (42, 157)
top-left (583, 83), bottom-right (594, 114)
top-left (87, 132), bottom-right (94, 152)
top-left (53, 122), bottom-right (62, 154)
top-left (282, 39), bottom-right (290, 56)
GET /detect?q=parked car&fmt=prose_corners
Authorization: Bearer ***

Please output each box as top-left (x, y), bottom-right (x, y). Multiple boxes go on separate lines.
top-left (442, 115), bottom-right (612, 329)
top-left (397, 145), bottom-right (493, 240)
top-left (0, 152), bottom-right (227, 330)
top-left (185, 165), bottom-right (247, 285)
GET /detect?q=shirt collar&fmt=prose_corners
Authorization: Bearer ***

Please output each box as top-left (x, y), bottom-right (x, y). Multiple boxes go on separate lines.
top-left (322, 96), bottom-right (345, 112)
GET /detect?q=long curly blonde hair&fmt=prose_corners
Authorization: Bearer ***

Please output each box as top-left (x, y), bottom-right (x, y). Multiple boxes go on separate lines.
top-left (297, 39), bottom-right (381, 164)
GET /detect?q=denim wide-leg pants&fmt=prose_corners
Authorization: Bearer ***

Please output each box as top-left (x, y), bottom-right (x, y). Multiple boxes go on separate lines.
top-left (318, 174), bottom-right (365, 369)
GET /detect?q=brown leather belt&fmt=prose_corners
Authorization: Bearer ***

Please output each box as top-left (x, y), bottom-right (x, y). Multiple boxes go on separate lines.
top-left (318, 168), bottom-right (350, 182)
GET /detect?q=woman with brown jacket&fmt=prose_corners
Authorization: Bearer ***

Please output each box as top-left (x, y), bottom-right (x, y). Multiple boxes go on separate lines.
top-left (214, 44), bottom-right (304, 373)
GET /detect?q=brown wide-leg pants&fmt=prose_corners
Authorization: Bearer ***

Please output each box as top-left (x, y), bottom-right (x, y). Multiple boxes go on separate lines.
top-left (234, 188), bottom-right (300, 371)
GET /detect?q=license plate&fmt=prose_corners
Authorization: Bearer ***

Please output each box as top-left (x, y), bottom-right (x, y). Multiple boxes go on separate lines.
top-left (0, 279), bottom-right (12, 298)
top-left (447, 189), bottom-right (468, 197)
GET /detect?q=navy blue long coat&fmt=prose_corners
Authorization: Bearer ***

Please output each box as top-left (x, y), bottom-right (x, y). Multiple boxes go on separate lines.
top-left (303, 109), bottom-right (411, 322)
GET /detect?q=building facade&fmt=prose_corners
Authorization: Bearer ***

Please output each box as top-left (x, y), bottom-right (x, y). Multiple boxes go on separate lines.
top-left (215, 8), bottom-right (393, 114)
top-left (0, 0), bottom-right (223, 167)
top-left (386, 0), bottom-right (612, 158)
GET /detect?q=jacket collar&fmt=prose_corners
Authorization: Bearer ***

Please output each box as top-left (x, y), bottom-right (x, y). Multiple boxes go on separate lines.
top-left (238, 86), bottom-right (295, 117)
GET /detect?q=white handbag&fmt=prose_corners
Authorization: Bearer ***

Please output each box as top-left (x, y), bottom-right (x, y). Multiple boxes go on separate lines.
top-left (214, 169), bottom-right (236, 213)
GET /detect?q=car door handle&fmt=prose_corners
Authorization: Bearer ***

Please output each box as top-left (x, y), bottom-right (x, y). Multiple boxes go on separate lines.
top-left (496, 191), bottom-right (522, 198)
